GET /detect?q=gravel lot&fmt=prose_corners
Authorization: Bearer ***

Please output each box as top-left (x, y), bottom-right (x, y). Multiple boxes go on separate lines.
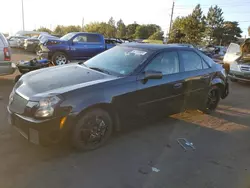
top-left (0, 49), bottom-right (250, 188)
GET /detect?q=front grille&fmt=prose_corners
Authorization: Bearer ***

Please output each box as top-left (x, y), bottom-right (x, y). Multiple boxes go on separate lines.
top-left (240, 65), bottom-right (250, 72)
top-left (9, 93), bottom-right (28, 114)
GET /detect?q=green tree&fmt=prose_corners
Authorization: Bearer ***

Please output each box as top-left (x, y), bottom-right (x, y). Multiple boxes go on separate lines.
top-left (135, 24), bottom-right (162, 39)
top-left (65, 25), bottom-right (82, 33)
top-left (148, 31), bottom-right (164, 40)
top-left (107, 17), bottom-right (117, 37)
top-left (53, 25), bottom-right (66, 35)
top-left (85, 22), bottom-right (117, 37)
top-left (205, 5), bottom-right (224, 44)
top-left (248, 26), bottom-right (250, 36)
top-left (168, 4), bottom-right (205, 45)
top-left (221, 21), bottom-right (242, 45)
top-left (135, 25), bottom-right (149, 39)
top-left (116, 19), bottom-right (126, 38)
top-left (126, 22), bottom-right (140, 39)
top-left (36, 27), bottom-right (52, 34)
top-left (146, 24), bottom-right (161, 36)
top-left (53, 25), bottom-right (82, 36)
top-left (168, 17), bottom-right (187, 43)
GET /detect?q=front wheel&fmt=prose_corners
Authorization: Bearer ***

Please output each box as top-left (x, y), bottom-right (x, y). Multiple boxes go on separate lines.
top-left (201, 86), bottom-right (221, 114)
top-left (71, 109), bottom-right (113, 151)
top-left (52, 52), bottom-right (68, 65)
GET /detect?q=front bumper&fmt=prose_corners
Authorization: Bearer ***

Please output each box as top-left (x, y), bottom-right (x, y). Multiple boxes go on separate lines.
top-left (228, 70), bottom-right (250, 82)
top-left (7, 107), bottom-right (70, 145)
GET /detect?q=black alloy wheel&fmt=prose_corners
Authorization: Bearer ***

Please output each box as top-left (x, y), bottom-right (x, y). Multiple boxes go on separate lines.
top-left (71, 109), bottom-right (113, 151)
top-left (204, 86), bottom-right (220, 113)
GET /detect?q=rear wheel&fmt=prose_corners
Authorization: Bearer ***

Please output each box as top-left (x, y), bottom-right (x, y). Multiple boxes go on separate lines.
top-left (71, 109), bottom-right (113, 151)
top-left (201, 86), bottom-right (221, 114)
top-left (52, 52), bottom-right (68, 65)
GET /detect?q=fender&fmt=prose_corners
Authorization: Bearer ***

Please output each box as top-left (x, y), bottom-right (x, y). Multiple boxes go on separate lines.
top-left (210, 77), bottom-right (229, 99)
top-left (69, 90), bottom-right (113, 116)
top-left (210, 77), bottom-right (226, 86)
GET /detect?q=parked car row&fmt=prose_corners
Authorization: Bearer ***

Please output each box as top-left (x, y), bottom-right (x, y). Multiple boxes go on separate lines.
top-left (6, 31), bottom-right (61, 53)
top-left (7, 42), bottom-right (229, 151)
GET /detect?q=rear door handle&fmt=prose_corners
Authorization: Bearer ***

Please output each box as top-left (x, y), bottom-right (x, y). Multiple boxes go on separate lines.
top-left (173, 82), bottom-right (183, 89)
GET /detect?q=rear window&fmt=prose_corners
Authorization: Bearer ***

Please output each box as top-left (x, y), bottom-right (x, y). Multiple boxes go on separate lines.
top-left (87, 34), bottom-right (101, 43)
top-left (196, 50), bottom-right (214, 67)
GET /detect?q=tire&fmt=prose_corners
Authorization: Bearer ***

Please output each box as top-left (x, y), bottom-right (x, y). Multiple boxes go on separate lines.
top-left (201, 86), bottom-right (221, 114)
top-left (71, 108), bottom-right (113, 151)
top-left (230, 78), bottom-right (238, 82)
top-left (52, 52), bottom-right (68, 65)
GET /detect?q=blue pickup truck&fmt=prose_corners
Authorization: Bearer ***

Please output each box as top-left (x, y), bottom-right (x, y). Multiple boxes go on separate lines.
top-left (39, 32), bottom-right (117, 65)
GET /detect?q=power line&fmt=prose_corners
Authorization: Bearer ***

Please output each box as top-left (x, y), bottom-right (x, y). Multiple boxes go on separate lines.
top-left (175, 1), bottom-right (250, 8)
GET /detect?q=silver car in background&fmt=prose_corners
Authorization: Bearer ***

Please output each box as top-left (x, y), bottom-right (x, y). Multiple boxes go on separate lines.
top-left (0, 33), bottom-right (16, 76)
top-left (7, 36), bottom-right (28, 48)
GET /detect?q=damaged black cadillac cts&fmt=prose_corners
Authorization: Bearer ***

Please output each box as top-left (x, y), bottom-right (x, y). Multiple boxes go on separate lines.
top-left (7, 43), bottom-right (229, 151)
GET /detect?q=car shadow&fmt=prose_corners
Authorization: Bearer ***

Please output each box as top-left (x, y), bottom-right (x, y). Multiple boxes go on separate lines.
top-left (2, 110), bottom-right (250, 188)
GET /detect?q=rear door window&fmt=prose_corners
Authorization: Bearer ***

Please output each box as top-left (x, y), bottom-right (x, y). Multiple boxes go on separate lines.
top-left (179, 50), bottom-right (202, 72)
top-left (86, 34), bottom-right (101, 43)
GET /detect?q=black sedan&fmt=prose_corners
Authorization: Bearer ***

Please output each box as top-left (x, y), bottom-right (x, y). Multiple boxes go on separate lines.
top-left (7, 43), bottom-right (229, 151)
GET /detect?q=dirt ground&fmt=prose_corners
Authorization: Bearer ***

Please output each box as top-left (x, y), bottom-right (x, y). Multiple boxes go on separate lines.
top-left (0, 49), bottom-right (250, 188)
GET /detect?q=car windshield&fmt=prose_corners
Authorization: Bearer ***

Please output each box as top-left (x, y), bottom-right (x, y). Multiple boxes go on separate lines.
top-left (60, 33), bottom-right (75, 41)
top-left (84, 46), bottom-right (151, 76)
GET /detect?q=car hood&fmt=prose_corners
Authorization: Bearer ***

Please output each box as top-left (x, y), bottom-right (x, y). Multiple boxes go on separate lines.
top-left (40, 36), bottom-right (60, 44)
top-left (42, 38), bottom-right (66, 45)
top-left (25, 38), bottom-right (39, 42)
top-left (16, 64), bottom-right (116, 101)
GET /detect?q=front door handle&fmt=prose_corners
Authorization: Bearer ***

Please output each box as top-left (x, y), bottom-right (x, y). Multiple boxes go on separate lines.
top-left (173, 82), bottom-right (183, 89)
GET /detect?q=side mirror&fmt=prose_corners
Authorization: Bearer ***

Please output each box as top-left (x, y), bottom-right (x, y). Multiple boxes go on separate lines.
top-left (144, 70), bottom-right (163, 80)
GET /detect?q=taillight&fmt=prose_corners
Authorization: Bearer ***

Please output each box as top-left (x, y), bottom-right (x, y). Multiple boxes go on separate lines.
top-left (4, 47), bottom-right (11, 61)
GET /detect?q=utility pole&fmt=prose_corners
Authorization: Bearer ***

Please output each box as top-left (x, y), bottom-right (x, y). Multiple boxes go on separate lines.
top-left (82, 17), bottom-right (84, 31)
top-left (21, 0), bottom-right (25, 31)
top-left (168, 0), bottom-right (175, 38)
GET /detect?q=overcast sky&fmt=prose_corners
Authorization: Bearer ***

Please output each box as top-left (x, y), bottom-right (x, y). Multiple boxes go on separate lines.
top-left (1, 0), bottom-right (249, 37)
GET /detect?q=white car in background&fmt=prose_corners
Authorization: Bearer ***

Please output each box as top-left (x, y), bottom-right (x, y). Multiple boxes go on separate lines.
top-left (224, 39), bottom-right (250, 82)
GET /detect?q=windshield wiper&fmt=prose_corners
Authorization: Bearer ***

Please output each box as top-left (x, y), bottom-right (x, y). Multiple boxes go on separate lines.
top-left (89, 67), bottom-right (111, 75)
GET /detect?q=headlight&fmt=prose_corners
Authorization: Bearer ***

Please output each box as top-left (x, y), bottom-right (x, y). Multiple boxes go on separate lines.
top-left (34, 96), bottom-right (61, 118)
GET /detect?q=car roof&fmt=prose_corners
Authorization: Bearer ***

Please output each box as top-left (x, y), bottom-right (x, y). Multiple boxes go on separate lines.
top-left (70, 32), bottom-right (102, 35)
top-left (121, 43), bottom-right (192, 51)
